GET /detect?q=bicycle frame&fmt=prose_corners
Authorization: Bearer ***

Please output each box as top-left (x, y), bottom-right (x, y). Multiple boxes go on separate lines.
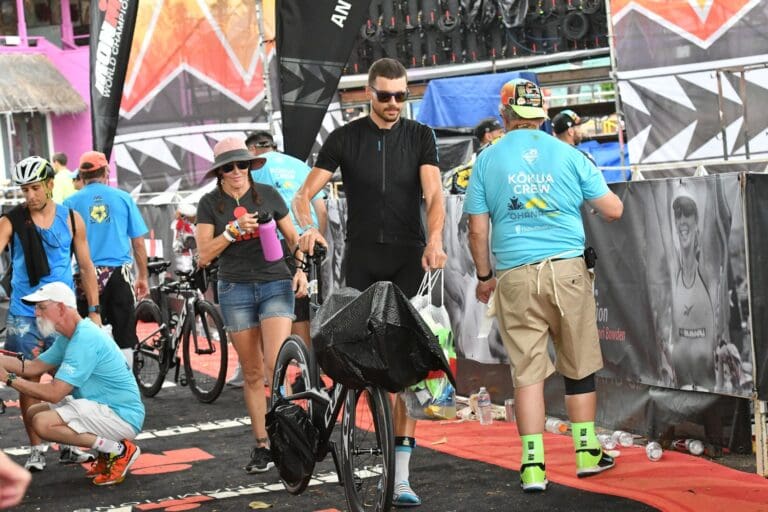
top-left (136, 259), bottom-right (227, 401)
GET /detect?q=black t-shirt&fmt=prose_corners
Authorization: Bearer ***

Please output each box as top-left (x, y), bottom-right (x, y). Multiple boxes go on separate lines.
top-left (315, 116), bottom-right (439, 246)
top-left (197, 184), bottom-right (292, 283)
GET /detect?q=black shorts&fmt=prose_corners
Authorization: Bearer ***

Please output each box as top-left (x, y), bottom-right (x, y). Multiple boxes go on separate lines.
top-left (342, 243), bottom-right (425, 298)
top-left (77, 267), bottom-right (138, 350)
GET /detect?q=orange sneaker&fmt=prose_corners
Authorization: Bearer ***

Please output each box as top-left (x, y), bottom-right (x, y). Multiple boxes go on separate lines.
top-left (84, 453), bottom-right (109, 478)
top-left (92, 440), bottom-right (140, 486)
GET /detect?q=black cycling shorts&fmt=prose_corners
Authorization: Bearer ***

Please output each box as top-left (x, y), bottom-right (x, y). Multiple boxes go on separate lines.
top-left (342, 243), bottom-right (425, 298)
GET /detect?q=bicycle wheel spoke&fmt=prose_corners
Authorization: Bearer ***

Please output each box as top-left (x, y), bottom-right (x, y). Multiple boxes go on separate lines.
top-left (342, 388), bottom-right (394, 512)
top-left (183, 301), bottom-right (227, 403)
top-left (133, 300), bottom-right (169, 397)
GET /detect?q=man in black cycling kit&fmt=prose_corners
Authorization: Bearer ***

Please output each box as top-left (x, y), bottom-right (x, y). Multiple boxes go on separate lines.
top-left (294, 57), bottom-right (446, 508)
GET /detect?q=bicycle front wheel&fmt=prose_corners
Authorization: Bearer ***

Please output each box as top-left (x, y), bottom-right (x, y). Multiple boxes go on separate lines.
top-left (133, 299), bottom-right (170, 397)
top-left (341, 386), bottom-right (394, 512)
top-left (183, 300), bottom-right (228, 403)
top-left (271, 334), bottom-right (319, 495)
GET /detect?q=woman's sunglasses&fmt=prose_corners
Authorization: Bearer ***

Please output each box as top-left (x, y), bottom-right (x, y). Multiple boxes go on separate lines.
top-left (220, 160), bottom-right (252, 173)
top-left (370, 86), bottom-right (409, 103)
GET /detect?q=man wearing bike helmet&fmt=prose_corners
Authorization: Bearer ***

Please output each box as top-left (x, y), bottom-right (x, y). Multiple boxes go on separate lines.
top-left (64, 151), bottom-right (149, 369)
top-left (0, 156), bottom-right (102, 472)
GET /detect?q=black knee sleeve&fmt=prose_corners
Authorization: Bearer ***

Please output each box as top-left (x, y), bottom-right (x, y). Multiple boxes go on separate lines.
top-left (564, 374), bottom-right (596, 395)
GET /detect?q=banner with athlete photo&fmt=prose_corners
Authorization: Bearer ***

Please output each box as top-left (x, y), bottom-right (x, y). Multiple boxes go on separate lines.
top-left (583, 174), bottom-right (751, 397)
top-left (90, 0), bottom-right (139, 159)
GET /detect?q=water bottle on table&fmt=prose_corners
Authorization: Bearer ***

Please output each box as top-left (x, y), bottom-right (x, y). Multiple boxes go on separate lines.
top-left (477, 387), bottom-right (493, 425)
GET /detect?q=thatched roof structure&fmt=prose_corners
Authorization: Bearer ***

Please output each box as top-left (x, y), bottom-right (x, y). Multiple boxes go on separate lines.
top-left (0, 54), bottom-right (87, 115)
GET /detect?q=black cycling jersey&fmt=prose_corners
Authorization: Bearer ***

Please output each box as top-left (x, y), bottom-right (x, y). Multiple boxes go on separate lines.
top-left (315, 116), bottom-right (439, 246)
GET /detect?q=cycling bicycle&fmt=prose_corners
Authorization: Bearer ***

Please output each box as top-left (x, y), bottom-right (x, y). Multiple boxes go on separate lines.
top-left (270, 246), bottom-right (394, 512)
top-left (133, 258), bottom-right (228, 403)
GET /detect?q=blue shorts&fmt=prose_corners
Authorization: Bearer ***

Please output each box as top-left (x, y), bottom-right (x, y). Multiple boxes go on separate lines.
top-left (217, 279), bottom-right (295, 332)
top-left (5, 313), bottom-right (56, 359)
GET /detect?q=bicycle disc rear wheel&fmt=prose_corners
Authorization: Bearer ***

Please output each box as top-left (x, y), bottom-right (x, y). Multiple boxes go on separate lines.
top-left (133, 299), bottom-right (170, 397)
top-left (183, 300), bottom-right (228, 403)
top-left (341, 386), bottom-right (394, 512)
top-left (271, 334), bottom-right (319, 494)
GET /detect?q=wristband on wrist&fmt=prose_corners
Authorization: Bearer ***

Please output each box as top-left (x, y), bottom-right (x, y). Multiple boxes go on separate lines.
top-left (477, 270), bottom-right (494, 282)
top-left (222, 230), bottom-right (236, 242)
top-left (301, 223), bottom-right (318, 233)
top-left (88, 304), bottom-right (101, 314)
top-left (6, 372), bottom-right (16, 387)
top-left (225, 221), bottom-right (241, 239)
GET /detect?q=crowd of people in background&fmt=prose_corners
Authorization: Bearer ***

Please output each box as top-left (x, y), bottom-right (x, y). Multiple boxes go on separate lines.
top-left (0, 58), bottom-right (623, 509)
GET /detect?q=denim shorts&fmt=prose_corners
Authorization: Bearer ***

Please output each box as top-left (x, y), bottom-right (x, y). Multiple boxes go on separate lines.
top-left (5, 313), bottom-right (56, 359)
top-left (217, 279), bottom-right (295, 332)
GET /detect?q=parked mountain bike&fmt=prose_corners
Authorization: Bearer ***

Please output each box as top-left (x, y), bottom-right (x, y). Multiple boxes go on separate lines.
top-left (133, 258), bottom-right (228, 403)
top-left (269, 246), bottom-right (395, 512)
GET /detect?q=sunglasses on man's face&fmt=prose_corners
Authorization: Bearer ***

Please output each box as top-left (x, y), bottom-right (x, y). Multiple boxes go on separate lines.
top-left (370, 86), bottom-right (409, 103)
top-left (220, 160), bottom-right (252, 173)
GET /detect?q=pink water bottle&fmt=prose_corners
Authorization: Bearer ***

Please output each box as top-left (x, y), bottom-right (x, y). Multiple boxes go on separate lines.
top-left (257, 212), bottom-right (283, 262)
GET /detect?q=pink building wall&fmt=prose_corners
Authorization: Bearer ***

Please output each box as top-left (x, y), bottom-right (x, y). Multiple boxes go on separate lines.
top-left (2, 39), bottom-right (92, 166)
top-left (46, 45), bottom-right (92, 165)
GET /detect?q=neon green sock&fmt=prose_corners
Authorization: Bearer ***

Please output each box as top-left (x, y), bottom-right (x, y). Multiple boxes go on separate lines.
top-left (571, 421), bottom-right (600, 451)
top-left (520, 433), bottom-right (544, 466)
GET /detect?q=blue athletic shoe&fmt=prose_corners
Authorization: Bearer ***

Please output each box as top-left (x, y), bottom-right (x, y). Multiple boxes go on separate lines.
top-left (393, 480), bottom-right (421, 508)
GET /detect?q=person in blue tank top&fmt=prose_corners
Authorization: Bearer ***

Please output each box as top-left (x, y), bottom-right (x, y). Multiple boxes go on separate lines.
top-left (64, 151), bottom-right (149, 367)
top-left (464, 78), bottom-right (624, 493)
top-left (0, 282), bottom-right (144, 486)
top-left (0, 156), bottom-right (101, 473)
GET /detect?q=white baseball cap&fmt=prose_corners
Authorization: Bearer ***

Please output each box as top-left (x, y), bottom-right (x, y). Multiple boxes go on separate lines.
top-left (21, 282), bottom-right (77, 309)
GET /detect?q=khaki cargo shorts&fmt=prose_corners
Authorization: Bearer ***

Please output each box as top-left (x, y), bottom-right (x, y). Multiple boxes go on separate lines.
top-left (494, 257), bottom-right (603, 388)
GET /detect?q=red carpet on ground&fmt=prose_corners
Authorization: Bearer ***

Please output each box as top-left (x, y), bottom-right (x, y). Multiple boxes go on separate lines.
top-left (415, 420), bottom-right (768, 512)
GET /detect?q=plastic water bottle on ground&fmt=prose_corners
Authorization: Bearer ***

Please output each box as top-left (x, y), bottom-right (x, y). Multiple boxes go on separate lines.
top-left (597, 433), bottom-right (617, 450)
top-left (673, 438), bottom-right (704, 455)
top-left (611, 430), bottom-right (633, 447)
top-left (646, 441), bottom-right (663, 461)
top-left (545, 417), bottom-right (568, 434)
top-left (477, 387), bottom-right (493, 425)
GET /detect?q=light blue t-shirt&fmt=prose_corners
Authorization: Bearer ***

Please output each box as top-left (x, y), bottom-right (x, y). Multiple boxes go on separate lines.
top-left (38, 319), bottom-right (145, 433)
top-left (464, 130), bottom-right (609, 269)
top-left (64, 183), bottom-right (148, 266)
top-left (251, 151), bottom-right (325, 235)
top-left (9, 204), bottom-right (75, 317)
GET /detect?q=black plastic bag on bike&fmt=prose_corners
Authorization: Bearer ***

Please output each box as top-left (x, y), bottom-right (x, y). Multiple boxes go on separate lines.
top-left (312, 281), bottom-right (456, 393)
top-left (266, 399), bottom-right (319, 486)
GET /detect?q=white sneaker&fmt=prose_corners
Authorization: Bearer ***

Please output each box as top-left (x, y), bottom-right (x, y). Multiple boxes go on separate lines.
top-left (226, 364), bottom-right (244, 388)
top-left (59, 445), bottom-right (96, 465)
top-left (25, 446), bottom-right (47, 472)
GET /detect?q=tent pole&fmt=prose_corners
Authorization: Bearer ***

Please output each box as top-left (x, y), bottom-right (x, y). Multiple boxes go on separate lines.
top-left (604, 0), bottom-right (627, 177)
top-left (256, 1), bottom-right (275, 136)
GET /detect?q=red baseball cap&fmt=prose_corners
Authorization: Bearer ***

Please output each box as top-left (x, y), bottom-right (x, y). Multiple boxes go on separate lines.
top-left (78, 151), bottom-right (109, 171)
